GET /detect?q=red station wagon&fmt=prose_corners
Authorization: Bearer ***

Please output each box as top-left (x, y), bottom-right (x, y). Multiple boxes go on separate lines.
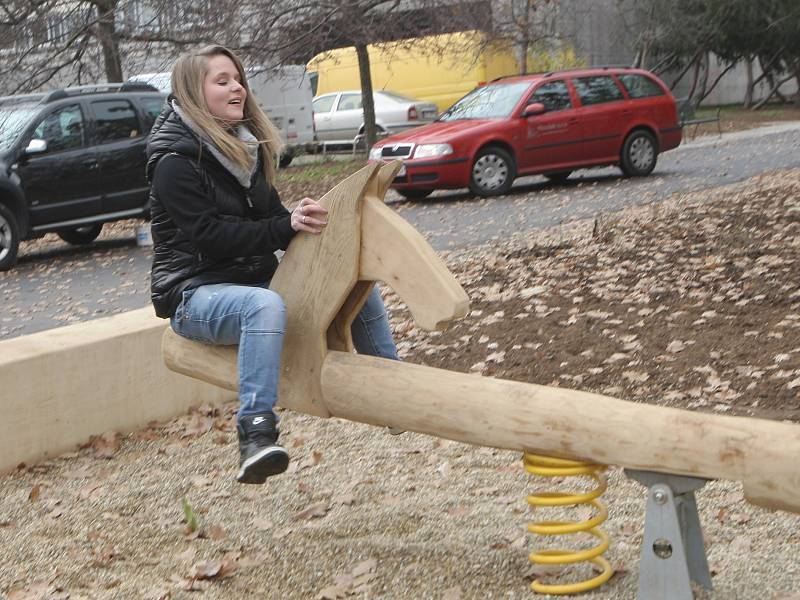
top-left (368, 67), bottom-right (682, 199)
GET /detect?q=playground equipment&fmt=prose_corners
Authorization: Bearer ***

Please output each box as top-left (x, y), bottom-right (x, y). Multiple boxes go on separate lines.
top-left (162, 161), bottom-right (800, 597)
top-left (524, 453), bottom-right (612, 594)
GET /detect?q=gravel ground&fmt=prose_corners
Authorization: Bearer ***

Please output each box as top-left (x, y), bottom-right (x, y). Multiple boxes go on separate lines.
top-left (2, 171), bottom-right (800, 600)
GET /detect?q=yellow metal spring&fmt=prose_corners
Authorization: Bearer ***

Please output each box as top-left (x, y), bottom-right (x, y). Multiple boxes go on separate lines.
top-left (523, 453), bottom-right (613, 595)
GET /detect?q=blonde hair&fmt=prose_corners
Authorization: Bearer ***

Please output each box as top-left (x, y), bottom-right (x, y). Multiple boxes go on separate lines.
top-left (171, 45), bottom-right (283, 182)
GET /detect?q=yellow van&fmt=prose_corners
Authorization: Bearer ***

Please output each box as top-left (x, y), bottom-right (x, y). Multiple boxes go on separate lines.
top-left (307, 31), bottom-right (520, 112)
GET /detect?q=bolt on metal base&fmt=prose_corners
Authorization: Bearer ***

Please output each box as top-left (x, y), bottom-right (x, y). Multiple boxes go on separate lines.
top-left (625, 470), bottom-right (713, 600)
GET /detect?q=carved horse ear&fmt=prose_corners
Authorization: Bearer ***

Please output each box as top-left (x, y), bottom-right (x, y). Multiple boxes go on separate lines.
top-left (364, 160), bottom-right (403, 201)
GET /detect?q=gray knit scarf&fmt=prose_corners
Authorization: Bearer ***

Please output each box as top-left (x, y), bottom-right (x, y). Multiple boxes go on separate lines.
top-left (172, 100), bottom-right (259, 189)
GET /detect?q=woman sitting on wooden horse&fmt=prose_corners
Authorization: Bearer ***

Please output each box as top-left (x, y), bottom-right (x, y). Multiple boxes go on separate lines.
top-left (146, 45), bottom-right (399, 484)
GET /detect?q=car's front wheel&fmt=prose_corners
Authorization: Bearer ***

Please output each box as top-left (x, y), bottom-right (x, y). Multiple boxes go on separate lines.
top-left (398, 189), bottom-right (433, 200)
top-left (58, 223), bottom-right (103, 245)
top-left (0, 203), bottom-right (20, 272)
top-left (469, 146), bottom-right (515, 197)
top-left (620, 130), bottom-right (658, 177)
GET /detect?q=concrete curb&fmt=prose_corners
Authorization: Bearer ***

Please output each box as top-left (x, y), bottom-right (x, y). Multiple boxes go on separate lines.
top-left (0, 307), bottom-right (234, 473)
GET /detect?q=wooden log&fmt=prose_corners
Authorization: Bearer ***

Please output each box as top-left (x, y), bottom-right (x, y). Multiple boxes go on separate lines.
top-left (321, 352), bottom-right (800, 514)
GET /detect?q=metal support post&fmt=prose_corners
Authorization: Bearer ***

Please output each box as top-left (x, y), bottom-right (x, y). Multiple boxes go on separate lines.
top-left (624, 470), bottom-right (713, 600)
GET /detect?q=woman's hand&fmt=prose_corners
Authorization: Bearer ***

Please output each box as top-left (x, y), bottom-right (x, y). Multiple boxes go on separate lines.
top-left (291, 197), bottom-right (328, 234)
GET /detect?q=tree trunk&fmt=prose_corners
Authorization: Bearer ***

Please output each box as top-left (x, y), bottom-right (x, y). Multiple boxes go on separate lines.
top-left (669, 49), bottom-right (703, 90)
top-left (695, 52), bottom-right (711, 104)
top-left (795, 65), bottom-right (800, 107)
top-left (635, 41), bottom-right (650, 69)
top-left (700, 61), bottom-right (736, 104)
top-left (517, 0), bottom-right (532, 75)
top-left (752, 72), bottom-right (795, 110)
top-left (94, 0), bottom-right (123, 83)
top-left (355, 42), bottom-right (377, 153)
top-left (686, 54), bottom-right (702, 104)
top-left (743, 58), bottom-right (754, 108)
top-left (518, 37), bottom-right (529, 75)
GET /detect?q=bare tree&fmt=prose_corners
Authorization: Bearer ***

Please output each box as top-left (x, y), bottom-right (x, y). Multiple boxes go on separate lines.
top-left (248, 0), bottom-right (490, 151)
top-left (492, 0), bottom-right (561, 75)
top-left (0, 0), bottom-right (258, 94)
top-left (625, 0), bottom-right (800, 108)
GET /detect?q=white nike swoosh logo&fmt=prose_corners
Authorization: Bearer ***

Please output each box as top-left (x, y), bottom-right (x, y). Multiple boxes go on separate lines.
top-left (252, 417), bottom-right (265, 425)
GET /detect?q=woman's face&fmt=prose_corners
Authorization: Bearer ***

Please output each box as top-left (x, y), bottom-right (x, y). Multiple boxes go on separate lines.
top-left (203, 54), bottom-right (247, 125)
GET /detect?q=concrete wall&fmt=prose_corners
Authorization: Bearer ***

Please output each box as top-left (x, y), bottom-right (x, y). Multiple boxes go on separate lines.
top-left (0, 307), bottom-right (235, 473)
top-left (671, 56), bottom-right (799, 106)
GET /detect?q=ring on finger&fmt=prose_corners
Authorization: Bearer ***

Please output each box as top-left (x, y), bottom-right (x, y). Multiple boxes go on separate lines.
top-left (302, 215), bottom-right (307, 224)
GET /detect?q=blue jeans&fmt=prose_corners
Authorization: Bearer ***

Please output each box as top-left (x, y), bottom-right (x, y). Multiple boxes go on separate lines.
top-left (171, 284), bottom-right (397, 419)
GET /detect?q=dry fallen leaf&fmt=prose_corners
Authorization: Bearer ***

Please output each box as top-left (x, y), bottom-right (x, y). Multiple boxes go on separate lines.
top-left (335, 492), bottom-right (356, 506)
top-left (352, 558), bottom-right (377, 578)
top-left (292, 501), bottom-right (329, 521)
top-left (85, 431), bottom-right (121, 459)
top-left (28, 485), bottom-right (41, 502)
top-left (443, 587), bottom-right (463, 600)
top-left (666, 340), bottom-right (686, 353)
top-left (317, 584), bottom-right (348, 599)
top-left (253, 518), bottom-right (273, 531)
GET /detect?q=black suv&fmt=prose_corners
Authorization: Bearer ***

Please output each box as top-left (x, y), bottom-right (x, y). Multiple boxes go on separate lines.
top-left (0, 83), bottom-right (166, 270)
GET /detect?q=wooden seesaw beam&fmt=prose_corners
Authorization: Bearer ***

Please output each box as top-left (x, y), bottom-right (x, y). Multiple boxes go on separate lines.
top-left (163, 162), bottom-right (800, 514)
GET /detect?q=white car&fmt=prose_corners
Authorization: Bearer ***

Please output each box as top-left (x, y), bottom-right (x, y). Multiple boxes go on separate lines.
top-left (312, 90), bottom-right (437, 143)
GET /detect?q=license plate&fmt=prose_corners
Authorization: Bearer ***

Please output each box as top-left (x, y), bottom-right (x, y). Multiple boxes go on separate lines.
top-left (397, 164), bottom-right (406, 176)
top-left (422, 110), bottom-right (436, 120)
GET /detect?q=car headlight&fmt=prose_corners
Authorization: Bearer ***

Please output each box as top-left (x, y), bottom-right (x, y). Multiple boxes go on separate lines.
top-left (413, 143), bottom-right (453, 159)
top-left (368, 146), bottom-right (383, 160)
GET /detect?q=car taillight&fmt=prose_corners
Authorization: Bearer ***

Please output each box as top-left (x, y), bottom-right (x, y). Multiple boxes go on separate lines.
top-left (407, 106), bottom-right (418, 120)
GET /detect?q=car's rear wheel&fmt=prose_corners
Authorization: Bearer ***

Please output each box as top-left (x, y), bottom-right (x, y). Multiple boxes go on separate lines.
top-left (398, 189), bottom-right (433, 200)
top-left (0, 203), bottom-right (20, 272)
top-left (58, 223), bottom-right (103, 245)
top-left (544, 171), bottom-right (572, 183)
top-left (620, 130), bottom-right (658, 176)
top-left (469, 146), bottom-right (515, 197)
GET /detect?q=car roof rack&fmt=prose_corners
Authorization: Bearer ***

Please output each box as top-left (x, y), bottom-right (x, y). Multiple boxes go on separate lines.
top-left (0, 92), bottom-right (48, 104)
top-left (488, 64), bottom-right (637, 84)
top-left (42, 81), bottom-right (159, 102)
top-left (542, 64), bottom-right (635, 77)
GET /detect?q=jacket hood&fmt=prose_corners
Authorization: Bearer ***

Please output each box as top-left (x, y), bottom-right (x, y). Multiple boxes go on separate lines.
top-left (146, 101), bottom-right (201, 182)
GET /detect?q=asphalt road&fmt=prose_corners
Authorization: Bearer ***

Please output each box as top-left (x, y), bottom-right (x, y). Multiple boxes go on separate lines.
top-left (3, 123), bottom-right (799, 340)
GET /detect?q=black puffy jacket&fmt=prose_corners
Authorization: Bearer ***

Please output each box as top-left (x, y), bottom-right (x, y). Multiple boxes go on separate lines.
top-left (146, 104), bottom-right (295, 318)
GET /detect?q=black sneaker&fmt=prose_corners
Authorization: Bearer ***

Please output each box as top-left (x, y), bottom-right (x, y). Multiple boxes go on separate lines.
top-left (236, 412), bottom-right (289, 484)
